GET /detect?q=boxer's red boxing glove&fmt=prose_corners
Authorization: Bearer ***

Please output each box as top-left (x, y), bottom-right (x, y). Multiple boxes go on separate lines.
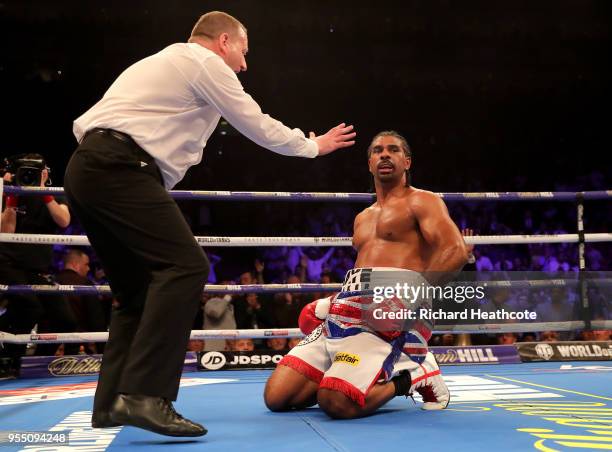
top-left (299, 296), bottom-right (332, 335)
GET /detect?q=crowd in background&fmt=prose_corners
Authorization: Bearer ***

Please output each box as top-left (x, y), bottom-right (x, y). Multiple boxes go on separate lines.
top-left (0, 171), bottom-right (610, 362)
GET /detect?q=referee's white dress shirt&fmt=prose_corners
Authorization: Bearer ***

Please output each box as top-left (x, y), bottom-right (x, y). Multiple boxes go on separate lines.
top-left (73, 43), bottom-right (319, 189)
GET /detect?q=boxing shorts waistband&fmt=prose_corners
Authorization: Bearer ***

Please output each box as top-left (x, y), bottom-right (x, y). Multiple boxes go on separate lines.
top-left (339, 267), bottom-right (429, 296)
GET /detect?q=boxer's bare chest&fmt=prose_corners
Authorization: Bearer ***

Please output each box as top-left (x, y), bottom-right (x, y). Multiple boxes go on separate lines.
top-left (354, 197), bottom-right (419, 247)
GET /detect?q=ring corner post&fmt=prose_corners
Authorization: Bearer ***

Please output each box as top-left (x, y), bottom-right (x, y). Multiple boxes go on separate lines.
top-left (576, 191), bottom-right (591, 331)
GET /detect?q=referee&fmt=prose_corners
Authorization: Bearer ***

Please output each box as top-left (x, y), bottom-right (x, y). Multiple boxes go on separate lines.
top-left (64, 11), bottom-right (355, 437)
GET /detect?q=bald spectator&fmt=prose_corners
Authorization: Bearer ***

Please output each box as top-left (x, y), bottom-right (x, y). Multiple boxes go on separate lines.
top-left (55, 249), bottom-right (107, 353)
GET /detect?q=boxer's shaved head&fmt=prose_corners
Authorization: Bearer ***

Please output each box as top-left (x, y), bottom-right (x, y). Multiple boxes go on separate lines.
top-left (189, 11), bottom-right (247, 41)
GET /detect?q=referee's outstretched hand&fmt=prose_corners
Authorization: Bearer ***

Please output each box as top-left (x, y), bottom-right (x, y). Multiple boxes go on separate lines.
top-left (309, 123), bottom-right (356, 156)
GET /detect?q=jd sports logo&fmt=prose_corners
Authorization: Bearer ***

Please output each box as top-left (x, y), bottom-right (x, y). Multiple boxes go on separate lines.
top-left (228, 355), bottom-right (283, 365)
top-left (201, 351), bottom-right (226, 370)
top-left (201, 352), bottom-right (284, 369)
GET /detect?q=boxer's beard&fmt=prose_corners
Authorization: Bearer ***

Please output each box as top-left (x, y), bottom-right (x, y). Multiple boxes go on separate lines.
top-left (368, 170), bottom-right (412, 193)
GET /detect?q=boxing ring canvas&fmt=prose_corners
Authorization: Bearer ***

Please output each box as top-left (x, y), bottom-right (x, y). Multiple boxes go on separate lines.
top-left (1, 361), bottom-right (611, 451)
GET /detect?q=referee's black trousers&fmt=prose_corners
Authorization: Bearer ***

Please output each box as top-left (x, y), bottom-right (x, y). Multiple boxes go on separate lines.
top-left (64, 131), bottom-right (209, 413)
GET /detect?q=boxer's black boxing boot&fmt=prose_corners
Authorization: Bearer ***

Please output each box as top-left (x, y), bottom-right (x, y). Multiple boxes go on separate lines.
top-left (392, 370), bottom-right (412, 396)
top-left (109, 394), bottom-right (207, 437)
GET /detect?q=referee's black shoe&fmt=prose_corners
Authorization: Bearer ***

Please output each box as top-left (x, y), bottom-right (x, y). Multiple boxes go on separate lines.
top-left (109, 394), bottom-right (207, 437)
top-left (91, 410), bottom-right (121, 428)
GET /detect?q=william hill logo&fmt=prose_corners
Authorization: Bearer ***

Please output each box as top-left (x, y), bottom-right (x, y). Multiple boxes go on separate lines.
top-left (48, 357), bottom-right (102, 376)
top-left (434, 347), bottom-right (499, 364)
top-left (334, 353), bottom-right (360, 366)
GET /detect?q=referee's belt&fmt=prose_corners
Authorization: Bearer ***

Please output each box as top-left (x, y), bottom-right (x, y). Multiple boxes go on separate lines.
top-left (82, 128), bottom-right (138, 147)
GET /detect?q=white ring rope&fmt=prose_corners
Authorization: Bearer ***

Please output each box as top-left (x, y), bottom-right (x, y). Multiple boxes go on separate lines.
top-left (0, 232), bottom-right (610, 247)
top-left (0, 329), bottom-right (302, 344)
top-left (4, 320), bottom-right (610, 344)
top-left (3, 278), bottom-right (611, 296)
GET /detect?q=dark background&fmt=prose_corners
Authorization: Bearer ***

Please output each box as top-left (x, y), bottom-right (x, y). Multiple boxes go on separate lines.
top-left (0, 1), bottom-right (610, 292)
top-left (2, 0), bottom-right (610, 191)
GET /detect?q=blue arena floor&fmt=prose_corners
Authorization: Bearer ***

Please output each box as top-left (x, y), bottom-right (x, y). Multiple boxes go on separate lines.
top-left (1, 361), bottom-right (611, 451)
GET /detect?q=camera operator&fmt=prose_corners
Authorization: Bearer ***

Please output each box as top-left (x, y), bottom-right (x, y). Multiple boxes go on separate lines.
top-left (0, 153), bottom-right (75, 365)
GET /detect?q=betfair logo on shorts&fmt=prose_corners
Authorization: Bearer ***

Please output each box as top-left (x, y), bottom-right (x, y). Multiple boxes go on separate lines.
top-left (334, 352), bottom-right (360, 366)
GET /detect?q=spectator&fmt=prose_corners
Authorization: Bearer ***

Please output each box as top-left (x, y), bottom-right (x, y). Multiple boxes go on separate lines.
top-left (578, 330), bottom-right (595, 341)
top-left (239, 260), bottom-right (265, 286)
top-left (328, 248), bottom-right (355, 282)
top-left (202, 295), bottom-right (236, 351)
top-left (0, 158), bottom-right (75, 360)
top-left (540, 331), bottom-right (560, 342)
top-left (520, 333), bottom-right (537, 342)
top-left (90, 264), bottom-right (115, 326)
top-left (285, 247), bottom-right (301, 275)
top-left (475, 249), bottom-right (494, 272)
top-left (297, 247), bottom-right (334, 282)
top-left (534, 287), bottom-right (576, 323)
top-left (479, 287), bottom-right (521, 319)
top-left (234, 293), bottom-right (275, 330)
top-left (317, 272), bottom-right (338, 299)
top-left (239, 271), bottom-right (254, 286)
top-left (497, 333), bottom-right (517, 345)
top-left (187, 340), bottom-right (205, 352)
top-left (440, 334), bottom-right (455, 346)
top-left (265, 338), bottom-right (288, 352)
top-left (228, 339), bottom-right (254, 352)
top-left (261, 247), bottom-right (291, 281)
top-left (592, 328), bottom-right (611, 341)
top-left (272, 275), bottom-right (309, 328)
top-left (206, 252), bottom-right (221, 284)
top-left (55, 249), bottom-right (108, 354)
